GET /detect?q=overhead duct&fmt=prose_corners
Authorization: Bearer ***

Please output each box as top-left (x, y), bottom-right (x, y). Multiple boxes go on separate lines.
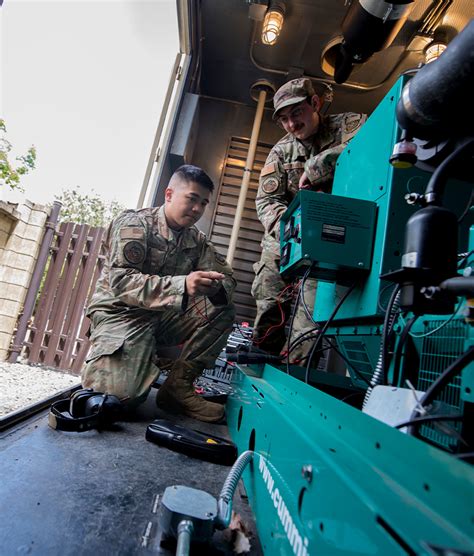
top-left (334, 0), bottom-right (414, 84)
top-left (396, 19), bottom-right (474, 140)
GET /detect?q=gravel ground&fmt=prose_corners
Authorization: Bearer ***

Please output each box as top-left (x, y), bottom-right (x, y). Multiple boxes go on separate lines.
top-left (0, 361), bottom-right (80, 417)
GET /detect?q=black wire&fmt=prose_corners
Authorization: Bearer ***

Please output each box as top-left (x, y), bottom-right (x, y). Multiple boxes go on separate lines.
top-left (407, 346), bottom-right (474, 436)
top-left (341, 391), bottom-right (365, 403)
top-left (304, 282), bottom-right (358, 384)
top-left (324, 338), bottom-right (372, 387)
top-left (289, 344), bottom-right (333, 367)
top-left (458, 249), bottom-right (474, 269)
top-left (395, 414), bottom-right (463, 430)
top-left (286, 267), bottom-right (312, 374)
top-left (391, 315), bottom-right (418, 387)
top-left (287, 333), bottom-right (371, 387)
top-left (300, 265), bottom-right (317, 325)
top-left (380, 284), bottom-right (401, 386)
top-left (287, 327), bottom-right (319, 356)
top-left (425, 138), bottom-right (474, 204)
top-left (457, 191), bottom-right (473, 223)
top-left (454, 452), bottom-right (474, 461)
top-left (377, 282), bottom-right (398, 313)
top-left (418, 346), bottom-right (474, 408)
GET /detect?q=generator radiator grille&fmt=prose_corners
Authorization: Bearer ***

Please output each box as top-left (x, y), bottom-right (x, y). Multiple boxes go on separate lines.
top-left (417, 319), bottom-right (467, 451)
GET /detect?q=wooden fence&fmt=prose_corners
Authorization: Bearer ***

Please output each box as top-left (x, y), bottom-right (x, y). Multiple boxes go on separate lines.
top-left (21, 223), bottom-right (105, 374)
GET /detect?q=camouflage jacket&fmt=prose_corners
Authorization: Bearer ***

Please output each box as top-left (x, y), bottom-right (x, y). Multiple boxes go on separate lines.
top-left (87, 206), bottom-right (236, 316)
top-left (256, 112), bottom-right (366, 256)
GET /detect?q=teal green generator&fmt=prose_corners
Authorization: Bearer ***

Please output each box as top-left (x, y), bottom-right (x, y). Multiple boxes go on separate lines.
top-left (226, 75), bottom-right (474, 556)
top-left (280, 191), bottom-right (377, 282)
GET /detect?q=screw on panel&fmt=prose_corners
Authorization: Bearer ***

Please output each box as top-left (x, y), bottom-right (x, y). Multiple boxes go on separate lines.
top-left (301, 465), bottom-right (313, 483)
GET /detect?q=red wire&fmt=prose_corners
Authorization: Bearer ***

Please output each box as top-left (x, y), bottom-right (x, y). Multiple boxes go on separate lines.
top-left (253, 280), bottom-right (301, 345)
top-left (192, 297), bottom-right (211, 323)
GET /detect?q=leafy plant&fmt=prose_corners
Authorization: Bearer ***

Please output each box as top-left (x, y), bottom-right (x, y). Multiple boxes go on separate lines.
top-left (54, 187), bottom-right (125, 227)
top-left (0, 119), bottom-right (37, 190)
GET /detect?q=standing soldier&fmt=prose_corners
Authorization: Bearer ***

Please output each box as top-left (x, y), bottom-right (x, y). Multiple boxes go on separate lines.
top-left (82, 165), bottom-right (236, 422)
top-left (252, 78), bottom-right (366, 361)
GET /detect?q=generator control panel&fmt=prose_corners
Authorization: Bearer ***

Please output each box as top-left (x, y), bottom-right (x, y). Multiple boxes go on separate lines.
top-left (280, 191), bottom-right (377, 281)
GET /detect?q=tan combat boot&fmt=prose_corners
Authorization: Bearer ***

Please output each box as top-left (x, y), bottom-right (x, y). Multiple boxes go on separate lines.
top-left (155, 360), bottom-right (224, 423)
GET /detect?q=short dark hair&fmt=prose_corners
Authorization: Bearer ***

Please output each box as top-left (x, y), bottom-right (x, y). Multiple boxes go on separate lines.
top-left (172, 165), bottom-right (214, 193)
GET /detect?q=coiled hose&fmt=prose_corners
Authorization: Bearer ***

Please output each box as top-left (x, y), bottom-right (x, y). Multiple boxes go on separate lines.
top-left (363, 289), bottom-right (401, 409)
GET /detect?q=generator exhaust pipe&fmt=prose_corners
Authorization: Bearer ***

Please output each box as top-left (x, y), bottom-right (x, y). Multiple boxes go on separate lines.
top-left (335, 0), bottom-right (414, 84)
top-left (396, 19), bottom-right (474, 140)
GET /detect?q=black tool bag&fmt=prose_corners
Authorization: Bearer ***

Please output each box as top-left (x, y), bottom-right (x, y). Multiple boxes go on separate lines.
top-left (48, 388), bottom-right (123, 432)
top-left (146, 419), bottom-right (237, 465)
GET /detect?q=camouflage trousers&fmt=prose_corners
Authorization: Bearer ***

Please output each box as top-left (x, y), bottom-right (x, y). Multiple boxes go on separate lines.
top-left (81, 298), bottom-right (235, 406)
top-left (251, 251), bottom-right (317, 362)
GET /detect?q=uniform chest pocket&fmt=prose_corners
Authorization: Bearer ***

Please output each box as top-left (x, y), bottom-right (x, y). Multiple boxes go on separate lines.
top-left (150, 248), bottom-right (197, 275)
top-left (177, 252), bottom-right (198, 275)
top-left (149, 248), bottom-right (167, 273)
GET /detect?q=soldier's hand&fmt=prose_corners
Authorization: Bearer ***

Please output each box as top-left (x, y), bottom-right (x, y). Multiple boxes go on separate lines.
top-left (299, 172), bottom-right (312, 190)
top-left (185, 271), bottom-right (225, 297)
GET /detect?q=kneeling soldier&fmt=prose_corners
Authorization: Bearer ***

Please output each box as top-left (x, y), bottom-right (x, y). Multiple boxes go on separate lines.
top-left (82, 165), bottom-right (236, 422)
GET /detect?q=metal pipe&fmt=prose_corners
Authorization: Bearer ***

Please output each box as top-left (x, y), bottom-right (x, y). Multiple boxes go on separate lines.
top-left (226, 89), bottom-right (267, 265)
top-left (175, 519), bottom-right (193, 556)
top-left (8, 201), bottom-right (62, 363)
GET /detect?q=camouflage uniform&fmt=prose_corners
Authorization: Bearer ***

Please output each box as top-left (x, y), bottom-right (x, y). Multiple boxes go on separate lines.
top-left (253, 87), bottom-right (366, 358)
top-left (82, 206), bottom-right (236, 406)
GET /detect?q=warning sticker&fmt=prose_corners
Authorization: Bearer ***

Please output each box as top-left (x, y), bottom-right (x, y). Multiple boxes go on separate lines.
top-left (322, 223), bottom-right (346, 244)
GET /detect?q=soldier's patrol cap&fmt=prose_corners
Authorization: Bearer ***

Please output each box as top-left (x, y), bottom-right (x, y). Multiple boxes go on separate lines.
top-left (272, 78), bottom-right (316, 120)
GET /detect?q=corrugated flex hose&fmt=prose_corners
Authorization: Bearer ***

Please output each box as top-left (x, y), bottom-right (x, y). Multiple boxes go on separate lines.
top-left (363, 289), bottom-right (401, 409)
top-left (215, 450), bottom-right (254, 530)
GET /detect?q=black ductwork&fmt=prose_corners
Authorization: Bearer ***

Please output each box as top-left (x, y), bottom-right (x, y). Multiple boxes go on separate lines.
top-left (335, 0), bottom-right (414, 84)
top-left (396, 19), bottom-right (474, 140)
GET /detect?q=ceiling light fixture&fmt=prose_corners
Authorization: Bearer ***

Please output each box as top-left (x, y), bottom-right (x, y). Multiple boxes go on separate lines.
top-left (261, 1), bottom-right (285, 46)
top-left (424, 40), bottom-right (447, 64)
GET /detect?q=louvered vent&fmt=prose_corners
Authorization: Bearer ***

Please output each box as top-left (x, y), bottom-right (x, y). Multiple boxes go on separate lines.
top-left (209, 137), bottom-right (272, 323)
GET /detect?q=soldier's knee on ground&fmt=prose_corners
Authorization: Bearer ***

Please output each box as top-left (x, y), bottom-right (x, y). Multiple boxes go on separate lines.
top-left (81, 352), bottom-right (159, 406)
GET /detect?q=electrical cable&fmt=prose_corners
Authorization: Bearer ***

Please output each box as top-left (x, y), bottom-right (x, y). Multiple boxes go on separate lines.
top-left (391, 315), bottom-right (418, 387)
top-left (457, 191), bottom-right (473, 223)
top-left (324, 338), bottom-right (372, 387)
top-left (304, 282), bottom-right (358, 384)
top-left (362, 285), bottom-right (401, 408)
top-left (407, 346), bottom-right (474, 436)
top-left (458, 249), bottom-right (474, 269)
top-left (286, 333), bottom-right (368, 383)
top-left (253, 281), bottom-right (297, 350)
top-left (424, 138), bottom-right (474, 205)
top-left (408, 300), bottom-right (463, 339)
top-left (454, 452), bottom-right (474, 461)
top-left (381, 284), bottom-right (401, 385)
top-left (300, 265), bottom-right (317, 325)
top-left (395, 413), bottom-right (463, 429)
top-left (287, 326), bottom-right (319, 356)
top-left (377, 282), bottom-right (399, 313)
top-left (286, 267), bottom-right (312, 373)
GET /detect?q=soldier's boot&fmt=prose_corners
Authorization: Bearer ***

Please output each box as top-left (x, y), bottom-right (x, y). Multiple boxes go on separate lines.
top-left (155, 360), bottom-right (224, 423)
